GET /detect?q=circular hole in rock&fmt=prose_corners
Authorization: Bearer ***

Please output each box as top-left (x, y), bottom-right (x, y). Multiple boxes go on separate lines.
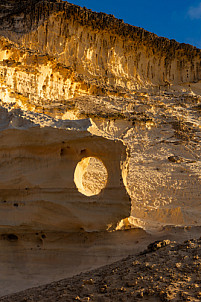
top-left (74, 157), bottom-right (108, 197)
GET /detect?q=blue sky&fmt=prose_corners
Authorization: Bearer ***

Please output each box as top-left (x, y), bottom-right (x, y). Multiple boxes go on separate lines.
top-left (67, 0), bottom-right (201, 49)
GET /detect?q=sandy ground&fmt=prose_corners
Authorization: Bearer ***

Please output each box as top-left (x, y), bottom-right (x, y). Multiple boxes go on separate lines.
top-left (0, 233), bottom-right (200, 302)
top-left (0, 226), bottom-right (201, 300)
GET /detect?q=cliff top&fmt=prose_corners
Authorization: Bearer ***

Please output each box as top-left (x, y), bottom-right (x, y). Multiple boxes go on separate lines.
top-left (0, 0), bottom-right (200, 58)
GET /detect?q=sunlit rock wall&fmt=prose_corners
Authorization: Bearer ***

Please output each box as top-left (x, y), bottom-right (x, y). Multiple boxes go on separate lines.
top-left (0, 0), bottom-right (200, 230)
top-left (0, 107), bottom-right (130, 232)
top-left (1, 0), bottom-right (201, 91)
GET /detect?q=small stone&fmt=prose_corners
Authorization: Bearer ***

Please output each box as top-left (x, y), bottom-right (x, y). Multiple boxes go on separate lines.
top-left (168, 156), bottom-right (183, 163)
top-left (83, 279), bottom-right (94, 285)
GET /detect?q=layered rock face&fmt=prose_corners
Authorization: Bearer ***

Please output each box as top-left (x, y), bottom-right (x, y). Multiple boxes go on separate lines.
top-left (0, 0), bottom-right (200, 297)
top-left (0, 106), bottom-right (130, 232)
top-left (1, 0), bottom-right (201, 94)
top-left (0, 0), bottom-right (200, 231)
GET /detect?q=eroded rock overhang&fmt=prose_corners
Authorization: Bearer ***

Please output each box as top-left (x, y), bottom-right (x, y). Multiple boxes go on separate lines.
top-left (0, 107), bottom-right (130, 232)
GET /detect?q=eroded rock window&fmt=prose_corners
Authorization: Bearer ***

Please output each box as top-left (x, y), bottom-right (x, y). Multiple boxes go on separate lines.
top-left (74, 157), bottom-right (108, 196)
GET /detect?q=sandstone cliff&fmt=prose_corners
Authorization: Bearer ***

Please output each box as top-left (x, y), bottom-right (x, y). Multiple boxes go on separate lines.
top-left (0, 0), bottom-right (200, 296)
top-left (0, 0), bottom-right (200, 230)
top-left (0, 106), bottom-right (130, 232)
top-left (1, 0), bottom-right (201, 94)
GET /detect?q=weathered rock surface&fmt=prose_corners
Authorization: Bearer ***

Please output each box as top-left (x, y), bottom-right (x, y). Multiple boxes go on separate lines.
top-left (1, 0), bottom-right (201, 89)
top-left (0, 0), bottom-right (200, 297)
top-left (0, 0), bottom-right (200, 229)
top-left (0, 106), bottom-right (130, 232)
